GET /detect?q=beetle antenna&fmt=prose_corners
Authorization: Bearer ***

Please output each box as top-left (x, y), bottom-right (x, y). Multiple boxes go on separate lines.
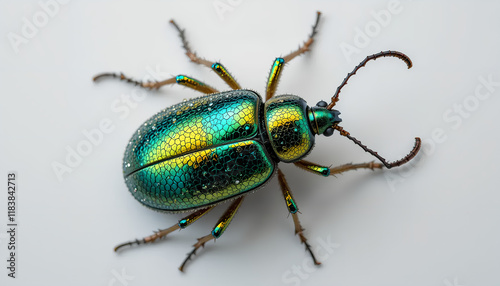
top-left (327, 51), bottom-right (412, 110)
top-left (333, 125), bottom-right (421, 169)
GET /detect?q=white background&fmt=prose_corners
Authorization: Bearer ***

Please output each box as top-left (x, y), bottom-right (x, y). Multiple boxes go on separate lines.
top-left (1, 1), bottom-right (500, 285)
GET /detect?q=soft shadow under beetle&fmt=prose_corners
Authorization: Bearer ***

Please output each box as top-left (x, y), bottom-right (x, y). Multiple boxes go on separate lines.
top-left (94, 12), bottom-right (421, 272)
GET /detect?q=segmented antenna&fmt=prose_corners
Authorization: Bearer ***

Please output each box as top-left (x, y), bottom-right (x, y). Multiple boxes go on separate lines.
top-left (327, 51), bottom-right (412, 110)
top-left (333, 125), bottom-right (421, 169)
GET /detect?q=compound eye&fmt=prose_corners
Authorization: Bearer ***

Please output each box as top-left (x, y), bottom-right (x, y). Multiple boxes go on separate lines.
top-left (316, 100), bottom-right (327, 107)
top-left (323, 127), bottom-right (334, 137)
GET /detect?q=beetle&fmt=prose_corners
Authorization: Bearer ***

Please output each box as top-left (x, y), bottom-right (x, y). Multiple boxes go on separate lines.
top-left (93, 12), bottom-right (420, 272)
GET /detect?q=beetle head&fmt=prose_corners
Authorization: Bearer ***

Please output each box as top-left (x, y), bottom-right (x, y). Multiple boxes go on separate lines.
top-left (308, 100), bottom-right (341, 137)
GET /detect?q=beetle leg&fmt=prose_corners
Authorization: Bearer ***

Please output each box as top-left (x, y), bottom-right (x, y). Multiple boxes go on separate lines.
top-left (170, 20), bottom-right (241, 90)
top-left (293, 160), bottom-right (383, 177)
top-left (114, 206), bottom-right (214, 252)
top-left (277, 169), bottom-right (321, 265)
top-left (179, 196), bottom-right (244, 272)
top-left (265, 12), bottom-right (321, 101)
top-left (93, 73), bottom-right (218, 94)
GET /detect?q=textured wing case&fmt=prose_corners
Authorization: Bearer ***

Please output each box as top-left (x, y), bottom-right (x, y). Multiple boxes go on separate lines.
top-left (123, 90), bottom-right (275, 211)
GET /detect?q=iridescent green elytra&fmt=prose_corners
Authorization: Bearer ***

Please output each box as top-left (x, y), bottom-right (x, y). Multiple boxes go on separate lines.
top-left (123, 90), bottom-right (340, 212)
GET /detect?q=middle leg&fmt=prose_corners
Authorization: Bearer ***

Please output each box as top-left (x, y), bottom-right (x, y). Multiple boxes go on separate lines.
top-left (265, 12), bottom-right (322, 101)
top-left (170, 20), bottom-right (241, 90)
top-left (294, 159), bottom-right (383, 177)
top-left (278, 168), bottom-right (321, 265)
top-left (179, 196), bottom-right (245, 272)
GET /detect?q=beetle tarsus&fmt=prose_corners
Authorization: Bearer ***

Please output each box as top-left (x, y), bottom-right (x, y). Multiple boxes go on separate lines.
top-left (294, 223), bottom-right (322, 265)
top-left (114, 239), bottom-right (144, 252)
top-left (179, 247), bottom-right (197, 272)
top-left (92, 72), bottom-right (161, 89)
top-left (114, 224), bottom-right (181, 252)
top-left (302, 235), bottom-right (322, 266)
top-left (169, 19), bottom-right (210, 67)
top-left (169, 19), bottom-right (192, 56)
top-left (309, 11), bottom-right (322, 39)
top-left (179, 234), bottom-right (214, 272)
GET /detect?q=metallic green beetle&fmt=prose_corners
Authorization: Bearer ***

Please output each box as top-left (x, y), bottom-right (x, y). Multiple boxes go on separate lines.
top-left (122, 90), bottom-right (332, 212)
top-left (94, 12), bottom-right (421, 272)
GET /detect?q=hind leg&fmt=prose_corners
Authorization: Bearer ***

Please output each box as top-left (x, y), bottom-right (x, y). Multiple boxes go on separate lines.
top-left (179, 196), bottom-right (245, 272)
top-left (277, 168), bottom-right (321, 265)
top-left (114, 206), bottom-right (214, 252)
